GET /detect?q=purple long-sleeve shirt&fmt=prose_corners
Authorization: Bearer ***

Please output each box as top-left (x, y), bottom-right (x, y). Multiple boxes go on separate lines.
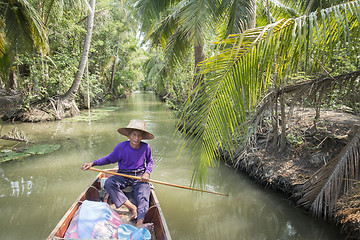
top-left (92, 141), bottom-right (153, 174)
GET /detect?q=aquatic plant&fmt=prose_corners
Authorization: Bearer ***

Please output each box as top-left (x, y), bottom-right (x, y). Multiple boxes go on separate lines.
top-left (0, 144), bottom-right (61, 163)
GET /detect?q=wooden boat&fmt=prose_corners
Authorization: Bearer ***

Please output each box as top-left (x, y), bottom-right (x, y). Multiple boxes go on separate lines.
top-left (47, 169), bottom-right (171, 240)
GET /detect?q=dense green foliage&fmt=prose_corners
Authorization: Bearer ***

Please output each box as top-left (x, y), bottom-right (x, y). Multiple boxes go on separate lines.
top-left (0, 0), bottom-right (154, 107)
top-left (1, 0), bottom-right (358, 113)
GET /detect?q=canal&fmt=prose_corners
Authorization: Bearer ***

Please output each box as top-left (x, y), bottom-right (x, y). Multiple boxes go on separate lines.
top-left (0, 92), bottom-right (343, 239)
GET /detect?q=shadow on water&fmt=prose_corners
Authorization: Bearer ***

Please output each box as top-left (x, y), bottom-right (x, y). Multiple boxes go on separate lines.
top-left (0, 92), bottom-right (344, 239)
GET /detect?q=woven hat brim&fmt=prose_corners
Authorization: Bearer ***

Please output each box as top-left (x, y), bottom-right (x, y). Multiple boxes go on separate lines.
top-left (117, 127), bottom-right (155, 140)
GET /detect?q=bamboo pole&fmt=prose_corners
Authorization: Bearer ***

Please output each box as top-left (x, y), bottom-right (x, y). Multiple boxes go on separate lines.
top-left (89, 167), bottom-right (229, 197)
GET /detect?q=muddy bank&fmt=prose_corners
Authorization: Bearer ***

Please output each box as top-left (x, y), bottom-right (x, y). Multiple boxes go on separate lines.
top-left (0, 90), bottom-right (22, 116)
top-left (224, 108), bottom-right (360, 239)
top-left (0, 88), bottom-right (133, 122)
top-left (0, 90), bottom-right (61, 122)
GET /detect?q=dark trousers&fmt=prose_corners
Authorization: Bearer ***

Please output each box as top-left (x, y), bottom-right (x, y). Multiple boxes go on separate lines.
top-left (104, 173), bottom-right (150, 220)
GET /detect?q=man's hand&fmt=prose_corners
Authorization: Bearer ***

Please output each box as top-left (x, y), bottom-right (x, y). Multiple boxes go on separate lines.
top-left (140, 172), bottom-right (150, 182)
top-left (81, 162), bottom-right (93, 171)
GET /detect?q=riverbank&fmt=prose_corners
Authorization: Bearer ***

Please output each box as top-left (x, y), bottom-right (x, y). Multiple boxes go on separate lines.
top-left (0, 89), bottom-right (22, 116)
top-left (224, 107), bottom-right (360, 239)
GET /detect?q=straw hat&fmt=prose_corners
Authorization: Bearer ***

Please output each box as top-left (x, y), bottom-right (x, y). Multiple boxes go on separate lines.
top-left (117, 119), bottom-right (155, 140)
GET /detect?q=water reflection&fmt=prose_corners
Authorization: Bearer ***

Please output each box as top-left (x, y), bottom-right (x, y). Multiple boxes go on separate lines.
top-left (10, 177), bottom-right (33, 197)
top-left (0, 170), bottom-right (33, 198)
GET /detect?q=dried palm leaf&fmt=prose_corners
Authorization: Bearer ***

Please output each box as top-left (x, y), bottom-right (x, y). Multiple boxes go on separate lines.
top-left (0, 127), bottom-right (31, 143)
top-left (297, 127), bottom-right (360, 219)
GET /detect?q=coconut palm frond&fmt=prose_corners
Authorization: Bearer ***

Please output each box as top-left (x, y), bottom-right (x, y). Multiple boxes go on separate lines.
top-left (164, 0), bottom-right (217, 69)
top-left (8, 0), bottom-right (49, 52)
top-left (178, 1), bottom-right (360, 185)
top-left (297, 127), bottom-right (360, 219)
top-left (266, 0), bottom-right (301, 17)
top-left (146, 9), bottom-right (179, 48)
top-left (281, 70), bottom-right (360, 101)
top-left (217, 0), bottom-right (255, 37)
top-left (165, 29), bottom-right (194, 68)
top-left (146, 0), bottom-right (221, 70)
top-left (251, 0), bottom-right (308, 29)
top-left (179, 20), bottom-right (298, 184)
top-left (0, 35), bottom-right (5, 57)
top-left (145, 5), bottom-right (191, 68)
top-left (134, 0), bottom-right (177, 33)
top-left (145, 56), bottom-right (165, 82)
top-left (0, 0), bottom-right (49, 53)
top-left (43, 0), bottom-right (89, 26)
top-left (246, 69), bottom-right (360, 129)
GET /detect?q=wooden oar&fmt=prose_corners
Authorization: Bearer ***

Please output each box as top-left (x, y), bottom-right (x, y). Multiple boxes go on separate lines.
top-left (89, 167), bottom-right (229, 197)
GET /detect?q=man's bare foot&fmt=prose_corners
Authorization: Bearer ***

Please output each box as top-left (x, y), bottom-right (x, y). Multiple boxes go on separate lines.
top-left (136, 219), bottom-right (154, 231)
top-left (129, 208), bottom-right (137, 220)
top-left (123, 200), bottom-right (137, 220)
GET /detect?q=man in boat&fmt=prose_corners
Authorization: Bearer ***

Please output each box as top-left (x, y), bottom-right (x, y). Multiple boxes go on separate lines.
top-left (81, 119), bottom-right (154, 230)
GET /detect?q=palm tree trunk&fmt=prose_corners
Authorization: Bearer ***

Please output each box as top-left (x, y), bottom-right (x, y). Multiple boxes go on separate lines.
top-left (305, 0), bottom-right (316, 15)
top-left (279, 92), bottom-right (286, 151)
top-left (314, 86), bottom-right (326, 130)
top-left (193, 41), bottom-right (204, 89)
top-left (9, 46), bottom-right (18, 90)
top-left (58, 0), bottom-right (95, 117)
top-left (194, 42), bottom-right (204, 73)
top-left (9, 68), bottom-right (17, 90)
top-left (271, 94), bottom-right (278, 147)
top-left (249, 0), bottom-right (256, 28)
top-left (110, 47), bottom-right (119, 94)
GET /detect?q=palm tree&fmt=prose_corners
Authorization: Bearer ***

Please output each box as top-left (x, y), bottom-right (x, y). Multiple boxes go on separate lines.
top-left (56, 0), bottom-right (95, 118)
top-left (134, 0), bottom-right (309, 82)
top-left (0, 0), bottom-right (95, 120)
top-left (177, 0), bottom-right (360, 206)
top-left (0, 0), bottom-right (89, 93)
top-left (134, 0), bottom-right (260, 90)
top-left (0, 0), bottom-right (48, 89)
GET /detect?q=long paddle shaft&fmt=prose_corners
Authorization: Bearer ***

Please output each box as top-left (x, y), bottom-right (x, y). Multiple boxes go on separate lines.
top-left (89, 167), bottom-right (229, 197)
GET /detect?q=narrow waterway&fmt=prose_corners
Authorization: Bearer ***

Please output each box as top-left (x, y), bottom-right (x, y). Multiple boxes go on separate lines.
top-left (0, 92), bottom-right (344, 240)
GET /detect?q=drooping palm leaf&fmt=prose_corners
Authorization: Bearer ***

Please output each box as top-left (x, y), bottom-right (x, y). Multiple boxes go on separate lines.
top-left (150, 0), bottom-right (219, 69)
top-left (0, 0), bottom-right (48, 54)
top-left (141, 0), bottom-right (256, 72)
top-left (217, 0), bottom-right (258, 37)
top-left (145, 56), bottom-right (165, 82)
top-left (0, 20), bottom-right (5, 55)
top-left (42, 0), bottom-right (89, 26)
top-left (246, 69), bottom-right (360, 139)
top-left (178, 1), bottom-right (360, 185)
top-left (133, 0), bottom-right (178, 34)
top-left (297, 128), bottom-right (360, 219)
